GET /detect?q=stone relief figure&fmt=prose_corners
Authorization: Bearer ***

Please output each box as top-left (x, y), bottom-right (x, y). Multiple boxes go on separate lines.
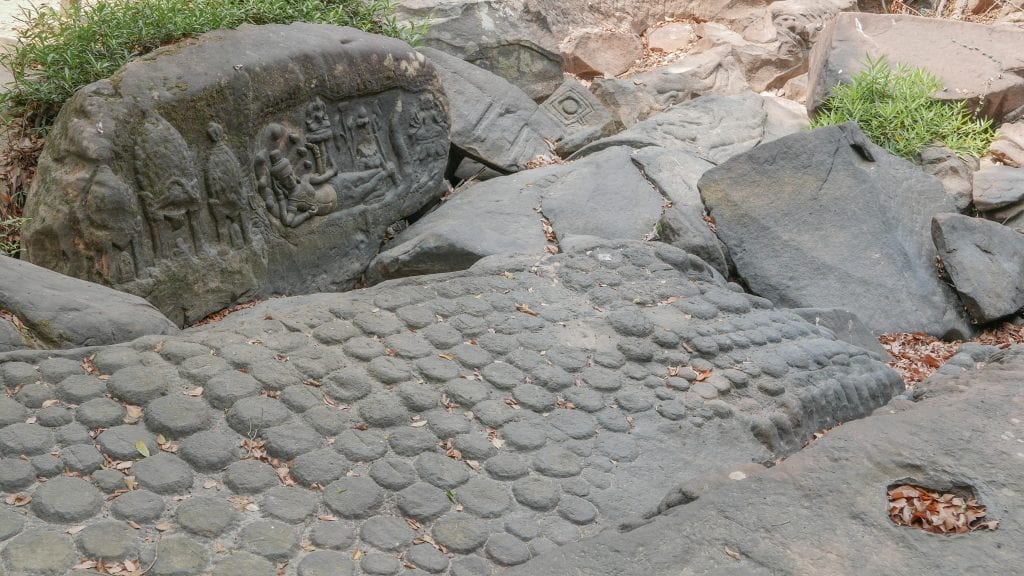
top-left (83, 165), bottom-right (145, 283)
top-left (336, 101), bottom-right (397, 205)
top-left (205, 122), bottom-right (251, 248)
top-left (255, 120), bottom-right (338, 228)
top-left (391, 92), bottom-right (448, 191)
top-left (134, 112), bottom-right (209, 258)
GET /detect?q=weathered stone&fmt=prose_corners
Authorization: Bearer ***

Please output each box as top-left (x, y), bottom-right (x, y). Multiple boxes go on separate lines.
top-left (110, 489), bottom-right (165, 523)
top-left (647, 22), bottom-right (697, 53)
top-left (540, 79), bottom-right (618, 155)
top-left (807, 13), bottom-right (1024, 122)
top-left (418, 47), bottom-right (560, 174)
top-left (630, 147), bottom-right (726, 273)
top-left (132, 453), bottom-right (194, 494)
top-left (238, 520), bottom-right (298, 560)
top-left (0, 255), bottom-right (177, 351)
top-left (698, 123), bottom-right (970, 337)
top-left (561, 29), bottom-right (643, 78)
top-left (973, 164), bottom-right (1024, 212)
top-left (368, 146), bottom-right (664, 282)
top-left (932, 214), bottom-right (1024, 323)
top-left (75, 521), bottom-right (136, 561)
top-left (2, 531), bottom-right (77, 576)
top-left (213, 551), bottom-right (277, 576)
top-left (22, 24), bottom-right (449, 326)
top-left (573, 92), bottom-right (807, 163)
top-left (30, 476), bottom-right (103, 522)
top-left (175, 496), bottom-right (239, 537)
top-left (919, 146), bottom-right (977, 211)
top-left (789, 308), bottom-right (887, 356)
top-left (990, 121), bottom-right (1024, 167)
top-left (298, 550), bottom-right (356, 576)
top-left (149, 536), bottom-right (209, 576)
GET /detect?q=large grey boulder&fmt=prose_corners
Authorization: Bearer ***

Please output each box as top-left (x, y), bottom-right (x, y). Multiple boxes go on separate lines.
top-left (932, 214), bottom-right (1024, 324)
top-left (807, 13), bottom-right (1024, 122)
top-left (419, 47), bottom-right (561, 173)
top-left (698, 122), bottom-right (971, 337)
top-left (972, 164), bottom-right (1024, 213)
top-left (572, 92), bottom-right (807, 164)
top-left (21, 24), bottom-right (450, 326)
top-left (367, 146), bottom-right (669, 282)
top-left (0, 255), bottom-right (177, 350)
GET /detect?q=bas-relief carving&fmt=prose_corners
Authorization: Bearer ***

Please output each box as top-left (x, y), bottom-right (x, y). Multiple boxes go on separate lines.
top-left (254, 91), bottom-right (448, 228)
top-left (79, 88), bottom-right (447, 289)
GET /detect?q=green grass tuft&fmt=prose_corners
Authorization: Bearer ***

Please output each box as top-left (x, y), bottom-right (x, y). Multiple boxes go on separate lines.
top-left (810, 55), bottom-right (995, 160)
top-left (0, 0), bottom-right (427, 134)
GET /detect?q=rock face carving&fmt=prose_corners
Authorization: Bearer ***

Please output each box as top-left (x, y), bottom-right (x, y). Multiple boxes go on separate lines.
top-left (22, 24), bottom-right (450, 326)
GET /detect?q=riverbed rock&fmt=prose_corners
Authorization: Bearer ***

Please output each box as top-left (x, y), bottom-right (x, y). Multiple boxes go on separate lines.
top-left (699, 122), bottom-right (971, 337)
top-left (932, 213), bottom-right (1024, 324)
top-left (21, 23), bottom-right (450, 326)
top-left (0, 240), bottom-right (903, 576)
top-left (419, 46), bottom-right (561, 174)
top-left (0, 255), bottom-right (177, 350)
top-left (807, 12), bottom-right (1024, 122)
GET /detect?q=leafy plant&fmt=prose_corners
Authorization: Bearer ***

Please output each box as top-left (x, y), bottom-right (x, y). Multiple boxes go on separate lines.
top-left (0, 0), bottom-right (426, 134)
top-left (811, 56), bottom-right (995, 160)
top-left (0, 217), bottom-right (29, 257)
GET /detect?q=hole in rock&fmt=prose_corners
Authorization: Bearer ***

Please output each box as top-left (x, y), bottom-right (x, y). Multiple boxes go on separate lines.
top-left (886, 481), bottom-right (998, 534)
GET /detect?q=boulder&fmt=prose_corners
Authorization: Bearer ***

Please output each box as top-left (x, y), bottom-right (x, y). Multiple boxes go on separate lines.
top-left (990, 121), bottom-right (1024, 167)
top-left (646, 22), bottom-right (698, 53)
top-left (918, 146), bottom-right (977, 211)
top-left (540, 78), bottom-right (619, 155)
top-left (419, 47), bottom-right (562, 174)
top-left (972, 164), bottom-right (1024, 212)
top-left (397, 0), bottom-right (565, 100)
top-left (698, 122), bottom-right (971, 337)
top-left (367, 146), bottom-right (667, 282)
top-left (573, 92), bottom-right (808, 164)
top-left (397, 0), bottom-right (774, 99)
top-left (630, 147), bottom-right (727, 273)
top-left (807, 13), bottom-right (1024, 122)
top-left (932, 214), bottom-right (1024, 324)
top-left (560, 29), bottom-right (643, 78)
top-left (21, 24), bottom-right (450, 326)
top-left (0, 255), bottom-right (177, 349)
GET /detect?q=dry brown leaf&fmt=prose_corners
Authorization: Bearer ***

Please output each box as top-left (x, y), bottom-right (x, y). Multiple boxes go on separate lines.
top-left (4, 493), bottom-right (30, 506)
top-left (185, 387), bottom-right (204, 397)
top-left (66, 525), bottom-right (86, 534)
top-left (724, 546), bottom-right (741, 560)
top-left (154, 522), bottom-right (172, 531)
top-left (695, 369), bottom-right (712, 382)
top-left (123, 405), bottom-right (143, 424)
top-left (515, 304), bottom-right (539, 316)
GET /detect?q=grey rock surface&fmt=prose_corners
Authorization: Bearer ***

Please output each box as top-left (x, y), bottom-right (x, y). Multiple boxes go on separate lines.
top-left (630, 147), bottom-right (726, 274)
top-left (789, 307), bottom-right (887, 357)
top-left (807, 12), bottom-right (1024, 122)
top-left (919, 146), bottom-right (977, 211)
top-left (972, 164), bottom-right (1024, 212)
top-left (368, 146), bottom-right (680, 282)
top-left (932, 213), bottom-right (1024, 324)
top-left (540, 78), bottom-right (619, 156)
top-left (572, 92), bottom-right (807, 163)
top-left (22, 23), bottom-right (450, 326)
top-left (419, 47), bottom-right (561, 174)
top-left (507, 345), bottom-right (1023, 576)
top-left (0, 240), bottom-right (900, 575)
top-left (699, 122), bottom-right (971, 337)
top-left (0, 255), bottom-right (177, 350)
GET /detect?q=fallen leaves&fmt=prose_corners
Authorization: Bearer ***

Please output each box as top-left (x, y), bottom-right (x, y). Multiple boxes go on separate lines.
top-left (888, 484), bottom-right (998, 534)
top-left (190, 300), bottom-right (260, 327)
top-left (880, 332), bottom-right (960, 387)
top-left (515, 304), bottom-right (539, 316)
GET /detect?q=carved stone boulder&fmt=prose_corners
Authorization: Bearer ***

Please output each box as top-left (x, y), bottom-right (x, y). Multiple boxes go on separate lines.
top-left (21, 23), bottom-right (450, 326)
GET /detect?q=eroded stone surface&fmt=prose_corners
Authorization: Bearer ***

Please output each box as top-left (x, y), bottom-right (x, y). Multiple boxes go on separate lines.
top-left (22, 23), bottom-right (449, 326)
top-left (0, 241), bottom-right (900, 575)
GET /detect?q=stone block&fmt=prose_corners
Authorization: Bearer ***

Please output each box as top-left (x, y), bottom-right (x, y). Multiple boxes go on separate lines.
top-left (21, 23), bottom-right (450, 326)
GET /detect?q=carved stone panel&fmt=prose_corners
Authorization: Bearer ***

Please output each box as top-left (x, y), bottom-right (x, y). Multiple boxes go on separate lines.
top-left (22, 23), bottom-right (450, 326)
